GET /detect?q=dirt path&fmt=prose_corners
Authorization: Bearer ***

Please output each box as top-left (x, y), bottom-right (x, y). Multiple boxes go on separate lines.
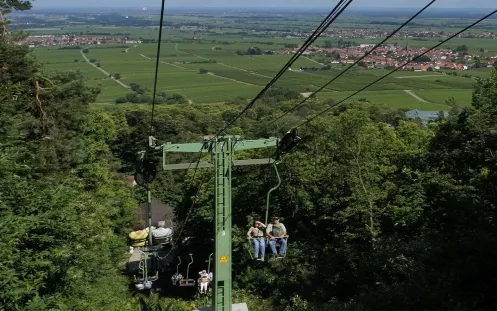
top-left (125, 44), bottom-right (138, 53)
top-left (404, 90), bottom-right (429, 103)
top-left (395, 74), bottom-right (444, 79)
top-left (139, 54), bottom-right (256, 86)
top-left (303, 56), bottom-right (324, 66)
top-left (206, 72), bottom-right (255, 86)
top-left (80, 48), bottom-right (130, 89)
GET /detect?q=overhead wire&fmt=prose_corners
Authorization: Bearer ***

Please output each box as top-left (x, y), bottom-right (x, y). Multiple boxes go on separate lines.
top-left (266, 0), bottom-right (437, 127)
top-left (212, 0), bottom-right (354, 138)
top-left (295, 9), bottom-right (497, 129)
top-left (148, 0), bottom-right (167, 136)
top-left (141, 0), bottom-right (209, 260)
top-left (156, 146), bottom-right (208, 260)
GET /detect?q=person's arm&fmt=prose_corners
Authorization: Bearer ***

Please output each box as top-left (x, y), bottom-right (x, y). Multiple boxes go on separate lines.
top-left (258, 221), bottom-right (267, 229)
top-left (266, 225), bottom-right (274, 238)
top-left (280, 224), bottom-right (287, 237)
top-left (247, 227), bottom-right (253, 238)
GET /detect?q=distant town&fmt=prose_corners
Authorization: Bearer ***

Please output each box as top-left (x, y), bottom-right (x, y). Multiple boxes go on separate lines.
top-left (20, 30), bottom-right (497, 72)
top-left (21, 35), bottom-right (141, 46)
top-left (286, 44), bottom-right (497, 71)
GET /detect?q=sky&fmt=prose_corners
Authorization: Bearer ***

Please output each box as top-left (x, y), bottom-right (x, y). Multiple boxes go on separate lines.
top-left (34, 0), bottom-right (494, 9)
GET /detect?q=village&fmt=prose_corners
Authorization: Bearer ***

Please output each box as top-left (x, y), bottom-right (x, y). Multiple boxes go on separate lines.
top-left (20, 34), bottom-right (141, 47)
top-left (286, 43), bottom-right (497, 71)
top-left (312, 28), bottom-right (497, 40)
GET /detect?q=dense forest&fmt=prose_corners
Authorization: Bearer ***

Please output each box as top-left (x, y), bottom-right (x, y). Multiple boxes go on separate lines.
top-left (3, 1), bottom-right (497, 311)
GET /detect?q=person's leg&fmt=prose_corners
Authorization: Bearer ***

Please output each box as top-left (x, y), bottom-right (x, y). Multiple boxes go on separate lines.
top-left (279, 238), bottom-right (287, 255)
top-left (258, 238), bottom-right (265, 258)
top-left (269, 239), bottom-right (277, 255)
top-left (253, 239), bottom-right (259, 258)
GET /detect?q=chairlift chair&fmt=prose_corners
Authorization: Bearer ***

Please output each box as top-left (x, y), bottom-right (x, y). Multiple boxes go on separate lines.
top-left (171, 256), bottom-right (183, 286)
top-left (197, 253), bottom-right (213, 295)
top-left (179, 254), bottom-right (196, 287)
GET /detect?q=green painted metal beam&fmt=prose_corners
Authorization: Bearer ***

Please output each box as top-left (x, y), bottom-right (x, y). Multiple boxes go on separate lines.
top-left (163, 158), bottom-right (274, 170)
top-left (232, 137), bottom-right (277, 151)
top-left (213, 137), bottom-right (232, 311)
top-left (163, 142), bottom-right (209, 153)
top-left (154, 135), bottom-right (276, 311)
top-left (164, 162), bottom-right (214, 170)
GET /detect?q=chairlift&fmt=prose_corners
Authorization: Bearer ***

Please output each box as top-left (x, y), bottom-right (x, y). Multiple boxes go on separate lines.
top-left (246, 161), bottom-right (287, 262)
top-left (197, 253), bottom-right (213, 295)
top-left (171, 256), bottom-right (183, 286)
top-left (133, 249), bottom-right (158, 290)
top-left (179, 254), bottom-right (196, 287)
top-left (262, 161), bottom-right (289, 260)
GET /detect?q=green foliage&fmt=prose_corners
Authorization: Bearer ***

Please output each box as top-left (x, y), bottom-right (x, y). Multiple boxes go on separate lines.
top-left (0, 0), bottom-right (32, 14)
top-left (0, 34), bottom-right (136, 310)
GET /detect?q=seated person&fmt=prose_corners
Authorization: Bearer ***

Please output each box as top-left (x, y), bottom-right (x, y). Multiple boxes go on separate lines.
top-left (198, 270), bottom-right (210, 294)
top-left (129, 221), bottom-right (148, 247)
top-left (247, 220), bottom-right (266, 261)
top-left (266, 216), bottom-right (287, 257)
top-left (152, 220), bottom-right (173, 240)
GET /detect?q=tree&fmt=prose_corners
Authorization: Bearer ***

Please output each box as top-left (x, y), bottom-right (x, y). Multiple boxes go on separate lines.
top-left (456, 44), bottom-right (469, 53)
top-left (247, 46), bottom-right (262, 55)
top-left (114, 73), bottom-right (121, 80)
top-left (199, 68), bottom-right (208, 74)
top-left (0, 25), bottom-right (137, 311)
top-left (413, 55), bottom-right (431, 63)
top-left (1, 0), bottom-right (32, 34)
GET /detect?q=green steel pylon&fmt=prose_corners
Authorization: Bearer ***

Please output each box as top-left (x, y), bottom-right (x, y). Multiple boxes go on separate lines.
top-left (151, 135), bottom-right (277, 311)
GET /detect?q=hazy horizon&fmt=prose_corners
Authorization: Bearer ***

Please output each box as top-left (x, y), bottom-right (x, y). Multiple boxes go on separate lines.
top-left (31, 0), bottom-right (495, 9)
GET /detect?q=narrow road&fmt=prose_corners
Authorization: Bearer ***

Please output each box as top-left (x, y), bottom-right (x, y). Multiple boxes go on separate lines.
top-left (140, 54), bottom-right (256, 86)
top-left (395, 74), bottom-right (444, 79)
top-left (303, 56), bottom-right (324, 66)
top-left (80, 48), bottom-right (130, 89)
top-left (140, 53), bottom-right (195, 70)
top-left (206, 72), bottom-right (255, 86)
top-left (404, 90), bottom-right (429, 103)
top-left (125, 44), bottom-right (138, 53)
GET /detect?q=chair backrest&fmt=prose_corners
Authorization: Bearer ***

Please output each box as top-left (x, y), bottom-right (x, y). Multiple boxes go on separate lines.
top-left (153, 235), bottom-right (171, 245)
top-left (129, 236), bottom-right (148, 247)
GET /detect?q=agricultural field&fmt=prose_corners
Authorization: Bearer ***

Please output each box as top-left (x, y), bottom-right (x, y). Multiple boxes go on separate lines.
top-left (26, 11), bottom-right (497, 108)
top-left (32, 42), bottom-right (487, 107)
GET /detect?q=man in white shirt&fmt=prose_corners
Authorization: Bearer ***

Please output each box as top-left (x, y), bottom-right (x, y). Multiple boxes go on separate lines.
top-left (152, 220), bottom-right (172, 237)
top-left (266, 217), bottom-right (287, 258)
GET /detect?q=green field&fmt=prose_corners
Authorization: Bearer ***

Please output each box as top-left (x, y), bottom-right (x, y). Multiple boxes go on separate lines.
top-left (32, 42), bottom-right (489, 108)
top-left (27, 9), bottom-right (496, 109)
